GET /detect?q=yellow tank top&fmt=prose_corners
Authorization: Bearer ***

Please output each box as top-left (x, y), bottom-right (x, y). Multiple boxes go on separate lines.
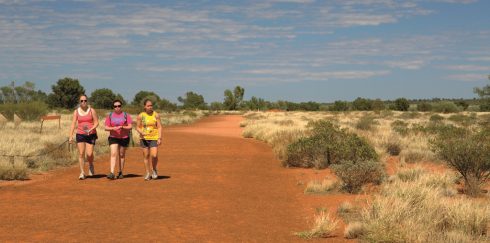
top-left (139, 111), bottom-right (159, 140)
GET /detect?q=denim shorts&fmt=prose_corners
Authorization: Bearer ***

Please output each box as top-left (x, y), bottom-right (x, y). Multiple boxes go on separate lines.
top-left (140, 139), bottom-right (158, 148)
top-left (76, 133), bottom-right (98, 145)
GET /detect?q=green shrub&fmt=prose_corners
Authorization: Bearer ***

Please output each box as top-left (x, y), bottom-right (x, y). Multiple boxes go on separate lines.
top-left (285, 121), bottom-right (378, 169)
top-left (432, 101), bottom-right (461, 113)
top-left (430, 128), bottom-right (490, 197)
top-left (331, 160), bottom-right (386, 193)
top-left (397, 111), bottom-right (421, 120)
top-left (355, 116), bottom-right (379, 130)
top-left (411, 122), bottom-right (461, 135)
top-left (417, 102), bottom-right (432, 112)
top-left (429, 114), bottom-right (444, 123)
top-left (391, 120), bottom-right (409, 136)
top-left (448, 114), bottom-right (477, 126)
top-left (0, 101), bottom-right (49, 121)
top-left (385, 135), bottom-right (402, 156)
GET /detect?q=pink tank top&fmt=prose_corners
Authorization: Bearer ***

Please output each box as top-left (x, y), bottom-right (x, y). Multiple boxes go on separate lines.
top-left (76, 108), bottom-right (96, 135)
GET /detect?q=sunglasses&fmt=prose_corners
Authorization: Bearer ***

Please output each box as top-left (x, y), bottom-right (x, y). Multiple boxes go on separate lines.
top-left (80, 100), bottom-right (87, 103)
top-left (113, 105), bottom-right (122, 108)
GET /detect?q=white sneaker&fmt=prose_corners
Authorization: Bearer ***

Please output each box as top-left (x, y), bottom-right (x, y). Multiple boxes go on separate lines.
top-left (88, 164), bottom-right (94, 176)
top-left (79, 173), bottom-right (86, 180)
top-left (144, 173), bottom-right (151, 181)
top-left (152, 170), bottom-right (158, 179)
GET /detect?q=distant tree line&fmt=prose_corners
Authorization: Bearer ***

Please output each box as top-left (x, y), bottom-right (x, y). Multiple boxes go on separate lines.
top-left (1, 75), bottom-right (490, 113)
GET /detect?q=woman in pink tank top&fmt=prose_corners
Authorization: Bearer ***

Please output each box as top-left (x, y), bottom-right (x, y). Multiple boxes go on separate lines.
top-left (69, 94), bottom-right (99, 180)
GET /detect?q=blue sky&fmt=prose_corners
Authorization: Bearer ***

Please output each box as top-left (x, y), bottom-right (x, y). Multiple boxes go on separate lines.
top-left (1, 0), bottom-right (489, 103)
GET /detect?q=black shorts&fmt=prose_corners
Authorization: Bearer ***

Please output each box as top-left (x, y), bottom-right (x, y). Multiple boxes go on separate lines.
top-left (140, 139), bottom-right (158, 148)
top-left (108, 137), bottom-right (130, 147)
top-left (76, 133), bottom-right (97, 145)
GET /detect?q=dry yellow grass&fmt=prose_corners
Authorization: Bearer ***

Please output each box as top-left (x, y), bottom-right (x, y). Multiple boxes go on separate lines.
top-left (304, 179), bottom-right (339, 194)
top-left (359, 170), bottom-right (489, 242)
top-left (295, 211), bottom-right (339, 239)
top-left (240, 111), bottom-right (490, 164)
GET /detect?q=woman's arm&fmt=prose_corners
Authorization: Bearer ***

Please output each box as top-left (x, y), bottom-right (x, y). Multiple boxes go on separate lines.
top-left (135, 114), bottom-right (144, 137)
top-left (156, 113), bottom-right (163, 145)
top-left (104, 115), bottom-right (115, 131)
top-left (89, 108), bottom-right (99, 133)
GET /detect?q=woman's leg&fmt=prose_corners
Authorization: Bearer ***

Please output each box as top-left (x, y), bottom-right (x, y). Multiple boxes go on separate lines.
top-left (86, 143), bottom-right (95, 175)
top-left (119, 146), bottom-right (126, 175)
top-left (150, 147), bottom-right (158, 172)
top-left (109, 144), bottom-right (119, 175)
top-left (77, 142), bottom-right (86, 176)
top-left (142, 146), bottom-right (151, 179)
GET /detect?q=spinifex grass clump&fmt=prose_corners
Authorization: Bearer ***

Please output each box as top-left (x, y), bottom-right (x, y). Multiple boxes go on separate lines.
top-left (355, 116), bottom-right (379, 131)
top-left (285, 120), bottom-right (378, 169)
top-left (331, 160), bottom-right (386, 193)
top-left (357, 171), bottom-right (489, 242)
top-left (430, 127), bottom-right (490, 197)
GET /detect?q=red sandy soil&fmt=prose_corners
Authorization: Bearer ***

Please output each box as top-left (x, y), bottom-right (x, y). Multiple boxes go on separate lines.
top-left (0, 115), bottom-right (357, 242)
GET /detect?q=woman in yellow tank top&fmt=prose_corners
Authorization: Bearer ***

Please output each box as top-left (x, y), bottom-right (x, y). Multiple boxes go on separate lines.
top-left (136, 99), bottom-right (163, 180)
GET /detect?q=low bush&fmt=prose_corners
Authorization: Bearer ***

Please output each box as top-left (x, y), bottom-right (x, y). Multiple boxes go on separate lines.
top-left (385, 135), bottom-right (402, 156)
top-left (355, 116), bottom-right (379, 131)
top-left (429, 114), bottom-right (444, 123)
top-left (432, 101), bottom-right (461, 113)
top-left (331, 160), bottom-right (386, 193)
top-left (0, 101), bottom-right (49, 121)
top-left (0, 160), bottom-right (28, 180)
top-left (397, 111), bottom-right (421, 120)
top-left (430, 128), bottom-right (490, 197)
top-left (391, 120), bottom-right (409, 136)
top-left (417, 102), bottom-right (432, 112)
top-left (448, 113), bottom-right (477, 126)
top-left (285, 120), bottom-right (378, 169)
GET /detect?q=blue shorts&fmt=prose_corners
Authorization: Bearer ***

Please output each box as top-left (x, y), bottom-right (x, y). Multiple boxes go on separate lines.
top-left (140, 139), bottom-right (158, 148)
top-left (76, 133), bottom-right (97, 145)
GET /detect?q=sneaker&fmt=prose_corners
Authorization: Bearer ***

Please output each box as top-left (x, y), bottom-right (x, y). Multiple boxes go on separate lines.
top-left (79, 173), bottom-right (86, 180)
top-left (88, 164), bottom-right (94, 176)
top-left (144, 173), bottom-right (151, 181)
top-left (107, 172), bottom-right (115, 180)
top-left (152, 170), bottom-right (158, 179)
top-left (117, 172), bottom-right (124, 179)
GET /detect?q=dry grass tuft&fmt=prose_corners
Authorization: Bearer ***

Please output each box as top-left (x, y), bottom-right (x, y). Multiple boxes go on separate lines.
top-left (344, 222), bottom-right (366, 239)
top-left (295, 211), bottom-right (339, 239)
top-left (304, 179), bottom-right (339, 194)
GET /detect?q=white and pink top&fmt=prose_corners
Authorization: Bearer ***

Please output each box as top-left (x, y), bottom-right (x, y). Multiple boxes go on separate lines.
top-left (105, 112), bottom-right (132, 139)
top-left (76, 107), bottom-right (96, 135)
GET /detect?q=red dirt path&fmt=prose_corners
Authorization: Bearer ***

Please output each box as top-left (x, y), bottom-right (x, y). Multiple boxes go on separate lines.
top-left (0, 115), bottom-right (356, 242)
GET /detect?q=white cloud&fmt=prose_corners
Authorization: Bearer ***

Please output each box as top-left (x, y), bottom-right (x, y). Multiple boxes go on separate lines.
top-left (136, 65), bottom-right (225, 73)
top-left (386, 60), bottom-right (426, 70)
top-left (447, 73), bottom-right (487, 82)
top-left (444, 65), bottom-right (490, 71)
top-left (468, 56), bottom-right (490, 62)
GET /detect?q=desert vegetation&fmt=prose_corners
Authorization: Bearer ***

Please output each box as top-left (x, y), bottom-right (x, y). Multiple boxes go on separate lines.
top-left (240, 110), bottom-right (490, 239)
